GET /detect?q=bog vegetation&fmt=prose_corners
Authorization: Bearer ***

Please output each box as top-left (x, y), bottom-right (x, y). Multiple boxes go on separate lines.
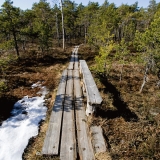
top-left (0, 0), bottom-right (160, 159)
top-left (0, 0), bottom-right (160, 92)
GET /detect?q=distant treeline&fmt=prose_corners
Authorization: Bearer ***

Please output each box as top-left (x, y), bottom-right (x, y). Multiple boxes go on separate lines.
top-left (0, 0), bottom-right (160, 93)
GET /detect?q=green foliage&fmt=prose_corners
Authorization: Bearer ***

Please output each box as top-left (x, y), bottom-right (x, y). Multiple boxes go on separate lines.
top-left (0, 0), bottom-right (159, 60)
top-left (0, 56), bottom-right (10, 75)
top-left (94, 40), bottom-right (114, 75)
top-left (0, 0), bottom-right (23, 57)
top-left (63, 0), bottom-right (78, 35)
top-left (0, 80), bottom-right (7, 94)
top-left (0, 53), bottom-right (16, 74)
top-left (115, 38), bottom-right (130, 63)
top-left (134, 6), bottom-right (160, 69)
top-left (115, 39), bottom-right (130, 80)
top-left (93, 36), bottom-right (130, 78)
top-left (0, 54), bottom-right (16, 94)
top-left (20, 10), bottom-right (36, 38)
top-left (32, 1), bottom-right (53, 51)
top-left (88, 2), bottom-right (118, 46)
top-left (0, 40), bottom-right (14, 50)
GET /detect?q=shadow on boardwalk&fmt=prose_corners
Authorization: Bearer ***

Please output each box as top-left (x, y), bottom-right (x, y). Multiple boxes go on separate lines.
top-left (97, 76), bottom-right (138, 122)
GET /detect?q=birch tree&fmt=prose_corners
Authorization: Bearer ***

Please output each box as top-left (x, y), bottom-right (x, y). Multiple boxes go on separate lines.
top-left (134, 6), bottom-right (160, 93)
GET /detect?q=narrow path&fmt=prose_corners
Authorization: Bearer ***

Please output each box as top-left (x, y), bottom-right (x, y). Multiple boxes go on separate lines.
top-left (42, 46), bottom-right (95, 160)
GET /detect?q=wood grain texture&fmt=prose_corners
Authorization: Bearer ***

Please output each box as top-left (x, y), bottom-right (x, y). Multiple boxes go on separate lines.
top-left (42, 69), bottom-right (67, 155)
top-left (90, 126), bottom-right (106, 153)
top-left (74, 70), bottom-right (95, 160)
top-left (60, 70), bottom-right (77, 160)
top-left (79, 60), bottom-right (102, 105)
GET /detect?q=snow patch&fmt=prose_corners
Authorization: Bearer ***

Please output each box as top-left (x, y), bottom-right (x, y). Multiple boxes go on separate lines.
top-left (0, 83), bottom-right (48, 160)
top-left (31, 81), bottom-right (42, 88)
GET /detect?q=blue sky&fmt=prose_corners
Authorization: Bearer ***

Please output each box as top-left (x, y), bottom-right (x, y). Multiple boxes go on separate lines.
top-left (0, 0), bottom-right (159, 10)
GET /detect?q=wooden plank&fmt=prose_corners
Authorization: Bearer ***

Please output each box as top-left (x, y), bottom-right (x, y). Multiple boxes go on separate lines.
top-left (74, 46), bottom-right (79, 69)
top-left (80, 60), bottom-right (102, 115)
top-left (42, 69), bottom-right (67, 155)
top-left (74, 46), bottom-right (79, 55)
top-left (68, 55), bottom-right (75, 70)
top-left (90, 126), bottom-right (106, 154)
top-left (74, 55), bottom-right (79, 70)
top-left (72, 48), bottom-right (76, 54)
top-left (60, 70), bottom-right (77, 160)
top-left (74, 70), bottom-right (95, 160)
top-left (79, 60), bottom-right (102, 105)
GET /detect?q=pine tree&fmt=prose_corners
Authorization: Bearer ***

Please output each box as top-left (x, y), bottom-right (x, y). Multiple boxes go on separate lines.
top-left (115, 38), bottom-right (130, 81)
top-left (32, 0), bottom-right (53, 52)
top-left (0, 0), bottom-right (22, 57)
top-left (94, 38), bottom-right (114, 76)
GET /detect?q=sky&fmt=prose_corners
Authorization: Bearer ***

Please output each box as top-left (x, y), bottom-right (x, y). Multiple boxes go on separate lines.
top-left (0, 0), bottom-right (159, 10)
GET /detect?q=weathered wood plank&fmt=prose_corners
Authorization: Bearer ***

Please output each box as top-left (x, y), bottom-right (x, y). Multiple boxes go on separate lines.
top-left (74, 70), bottom-right (95, 160)
top-left (68, 54), bottom-right (75, 70)
top-left (90, 126), bottom-right (106, 154)
top-left (42, 69), bottom-right (67, 155)
top-left (74, 46), bottom-right (79, 69)
top-left (79, 60), bottom-right (102, 102)
top-left (74, 55), bottom-right (79, 70)
top-left (72, 48), bottom-right (76, 54)
top-left (60, 70), bottom-right (77, 160)
top-left (74, 46), bottom-right (79, 55)
top-left (79, 60), bottom-right (102, 115)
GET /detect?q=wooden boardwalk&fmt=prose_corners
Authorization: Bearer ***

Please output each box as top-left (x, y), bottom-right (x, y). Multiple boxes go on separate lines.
top-left (80, 60), bottom-right (102, 116)
top-left (42, 46), bottom-right (106, 159)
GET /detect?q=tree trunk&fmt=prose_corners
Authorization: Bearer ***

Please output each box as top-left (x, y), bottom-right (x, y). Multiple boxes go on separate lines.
top-left (118, 26), bottom-right (122, 41)
top-left (56, 13), bottom-right (60, 47)
top-left (139, 66), bottom-right (149, 93)
top-left (60, 0), bottom-right (65, 51)
top-left (22, 40), bottom-right (26, 51)
top-left (85, 26), bottom-right (87, 44)
top-left (12, 29), bottom-right (19, 57)
top-left (79, 26), bottom-right (82, 37)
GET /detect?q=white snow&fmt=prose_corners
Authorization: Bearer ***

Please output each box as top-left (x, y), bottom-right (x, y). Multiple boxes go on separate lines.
top-left (31, 81), bottom-right (42, 88)
top-left (0, 83), bottom-right (49, 160)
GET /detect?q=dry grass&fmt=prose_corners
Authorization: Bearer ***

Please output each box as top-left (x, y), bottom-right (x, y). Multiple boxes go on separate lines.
top-left (76, 45), bottom-right (160, 159)
top-left (1, 45), bottom-right (160, 159)
top-left (95, 152), bottom-right (112, 160)
top-left (78, 44), bottom-right (99, 64)
top-left (0, 47), bottom-right (70, 160)
top-left (91, 63), bottom-right (160, 159)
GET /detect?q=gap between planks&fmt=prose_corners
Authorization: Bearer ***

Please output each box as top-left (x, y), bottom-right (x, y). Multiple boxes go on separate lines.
top-left (60, 70), bottom-right (77, 160)
top-left (74, 70), bottom-right (95, 160)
